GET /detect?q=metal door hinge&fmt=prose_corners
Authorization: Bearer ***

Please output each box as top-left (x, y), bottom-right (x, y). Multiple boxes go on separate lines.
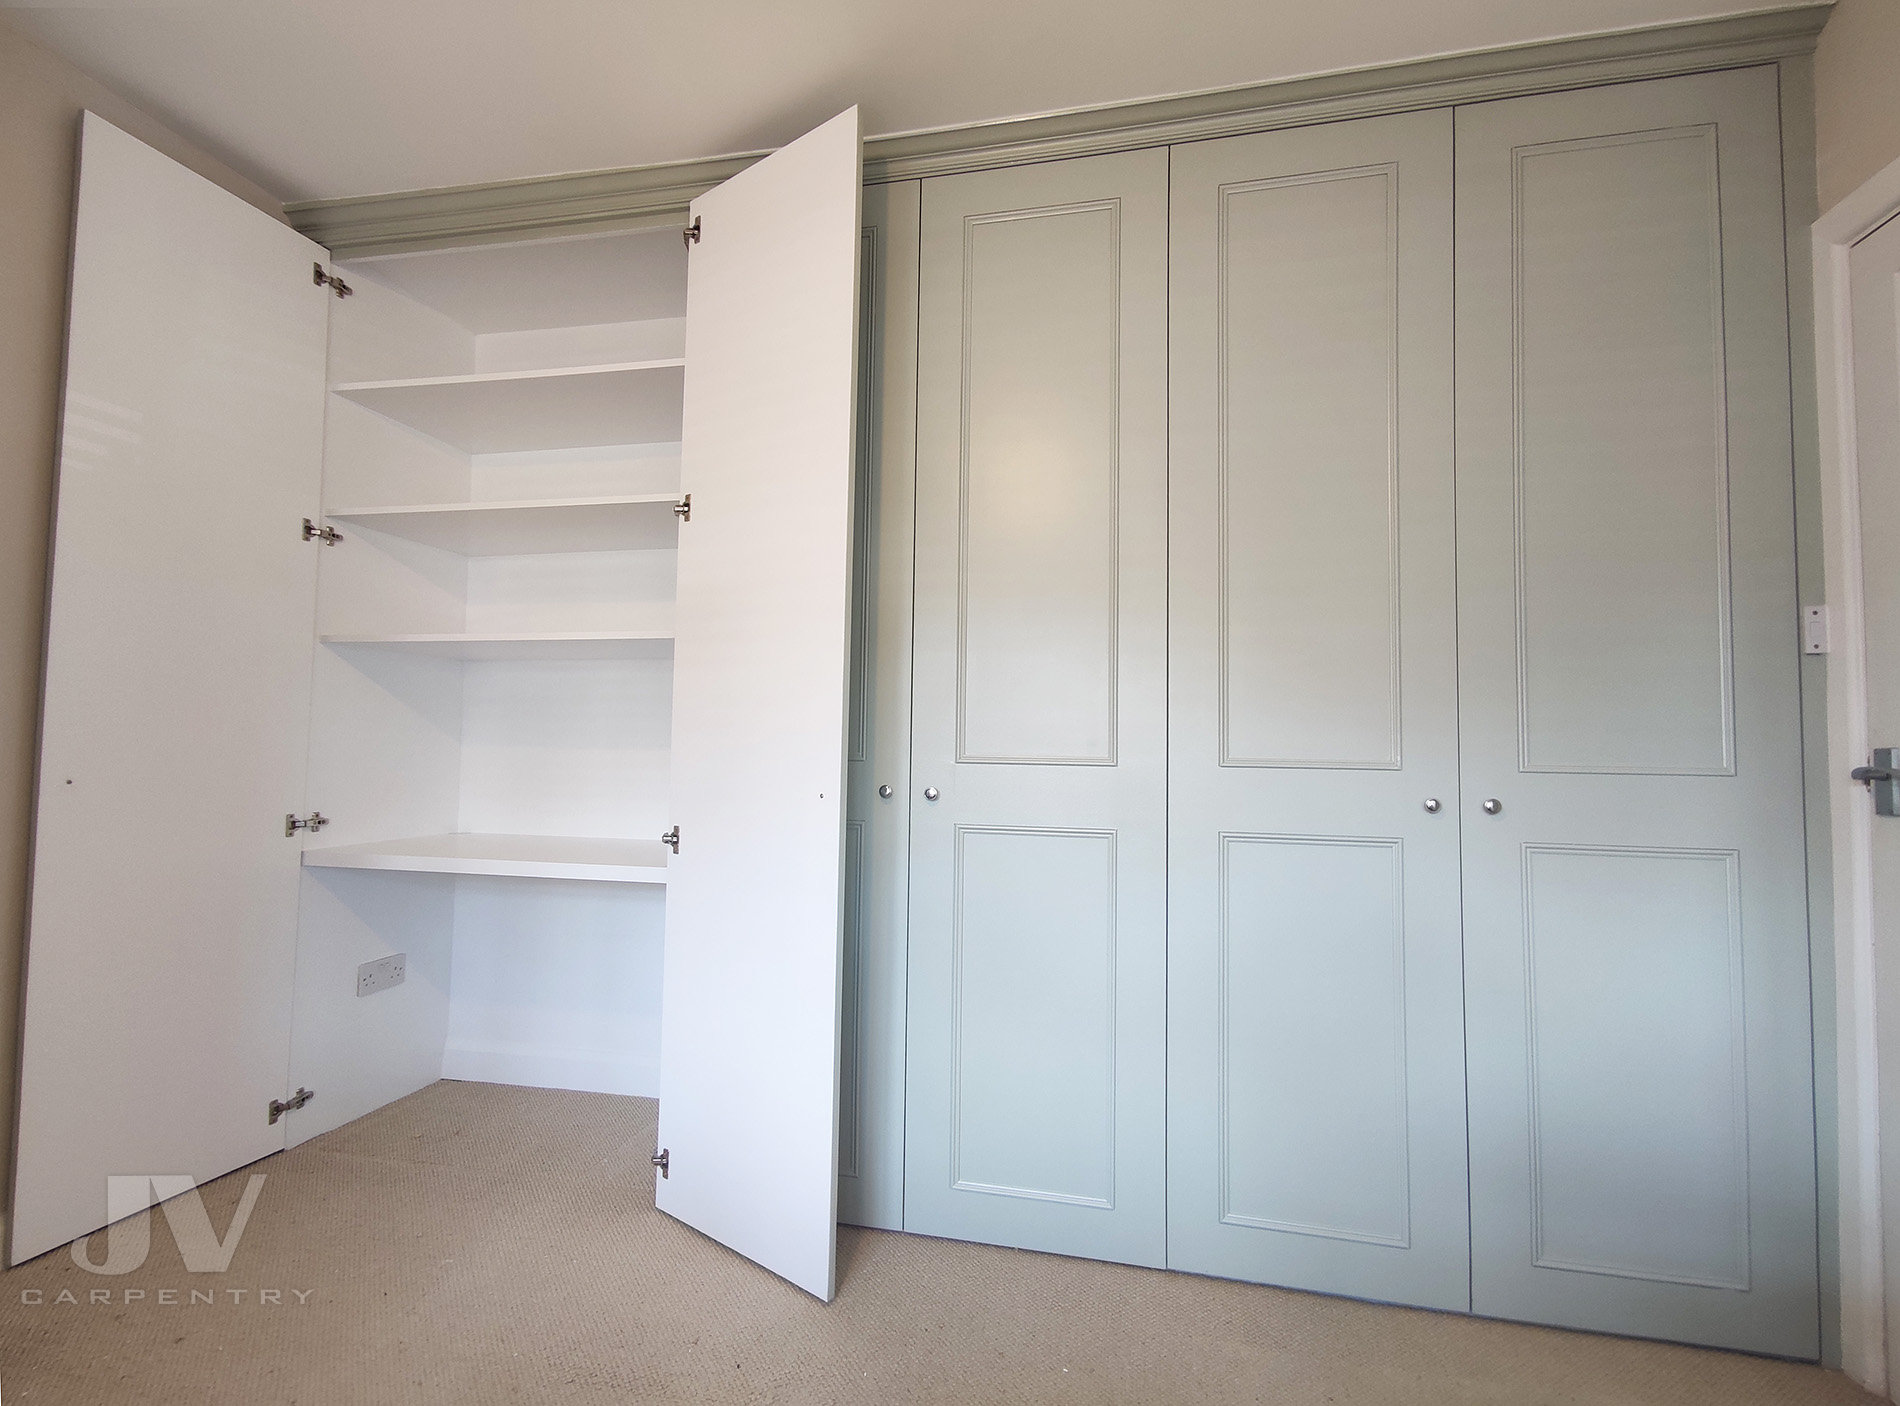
top-left (660, 826), bottom-right (680, 854)
top-left (269, 1087), bottom-right (314, 1124)
top-left (302, 517), bottom-right (342, 545)
top-left (682, 217), bottom-right (701, 248)
top-left (286, 812), bottom-right (330, 837)
top-left (673, 494), bottom-right (691, 522)
top-left (312, 263), bottom-right (353, 298)
top-left (651, 1148), bottom-right (669, 1178)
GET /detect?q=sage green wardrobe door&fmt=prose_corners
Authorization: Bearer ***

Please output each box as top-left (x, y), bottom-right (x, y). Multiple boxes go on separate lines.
top-left (905, 148), bottom-right (1169, 1266)
top-left (838, 180), bottom-right (921, 1232)
top-left (1167, 112), bottom-right (1467, 1310)
top-left (1456, 67), bottom-right (1818, 1357)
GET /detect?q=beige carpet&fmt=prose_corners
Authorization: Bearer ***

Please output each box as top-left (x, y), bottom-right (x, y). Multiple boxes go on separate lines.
top-left (0, 1081), bottom-right (1877, 1405)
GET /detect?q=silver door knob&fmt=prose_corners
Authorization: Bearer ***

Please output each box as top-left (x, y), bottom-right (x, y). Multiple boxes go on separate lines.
top-left (923, 787), bottom-right (940, 801)
top-left (878, 784), bottom-right (893, 798)
top-left (1482, 798), bottom-right (1502, 815)
top-left (1423, 798), bottom-right (1441, 814)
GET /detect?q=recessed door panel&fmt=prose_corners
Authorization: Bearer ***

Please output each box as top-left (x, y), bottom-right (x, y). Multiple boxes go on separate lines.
top-left (1456, 68), bottom-right (1817, 1356)
top-left (952, 827), bottom-right (1117, 1205)
top-left (1167, 110), bottom-right (1468, 1311)
top-left (1521, 846), bottom-right (1748, 1289)
top-left (907, 147), bottom-right (1168, 1268)
top-left (1513, 129), bottom-right (1735, 776)
top-left (1219, 169), bottom-right (1400, 769)
top-left (959, 203), bottom-right (1121, 765)
top-left (1218, 836), bottom-right (1409, 1247)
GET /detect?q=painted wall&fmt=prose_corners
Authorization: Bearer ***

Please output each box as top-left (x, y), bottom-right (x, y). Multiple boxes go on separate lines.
top-left (0, 15), bottom-right (286, 1235)
top-left (1815, 0), bottom-right (1900, 212)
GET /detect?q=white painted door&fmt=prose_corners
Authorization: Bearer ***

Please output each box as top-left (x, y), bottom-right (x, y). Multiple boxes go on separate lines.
top-left (1849, 208), bottom-right (1900, 1388)
top-left (1166, 111), bottom-right (1468, 1310)
top-left (12, 114), bottom-right (329, 1264)
top-left (655, 108), bottom-right (863, 1302)
top-left (1456, 70), bottom-right (1818, 1356)
top-left (904, 149), bottom-right (1170, 1266)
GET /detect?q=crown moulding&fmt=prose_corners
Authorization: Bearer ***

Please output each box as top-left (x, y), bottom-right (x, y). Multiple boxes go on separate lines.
top-left (287, 3), bottom-right (1831, 259)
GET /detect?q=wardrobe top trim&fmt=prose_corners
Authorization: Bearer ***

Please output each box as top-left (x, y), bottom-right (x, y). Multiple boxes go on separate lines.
top-left (287, 3), bottom-right (1829, 258)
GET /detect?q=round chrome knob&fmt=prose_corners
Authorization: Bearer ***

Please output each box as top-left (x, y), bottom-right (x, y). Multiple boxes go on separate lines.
top-left (1482, 798), bottom-right (1503, 815)
top-left (1423, 798), bottom-right (1441, 814)
top-left (878, 784), bottom-right (893, 799)
top-left (923, 787), bottom-right (940, 801)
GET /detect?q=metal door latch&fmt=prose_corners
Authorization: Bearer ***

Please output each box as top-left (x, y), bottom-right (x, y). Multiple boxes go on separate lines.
top-left (651, 1148), bottom-right (669, 1179)
top-left (673, 495), bottom-right (691, 522)
top-left (302, 517), bottom-right (342, 545)
top-left (660, 826), bottom-right (680, 854)
top-left (312, 263), bottom-right (353, 298)
top-left (1853, 748), bottom-right (1899, 817)
top-left (286, 812), bottom-right (330, 837)
top-left (269, 1087), bottom-right (314, 1124)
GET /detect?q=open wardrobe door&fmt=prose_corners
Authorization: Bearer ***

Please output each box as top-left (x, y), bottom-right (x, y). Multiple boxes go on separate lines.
top-left (12, 114), bottom-right (329, 1264)
top-left (654, 108), bottom-right (864, 1301)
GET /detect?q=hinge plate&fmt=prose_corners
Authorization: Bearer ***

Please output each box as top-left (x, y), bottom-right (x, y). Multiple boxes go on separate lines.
top-left (303, 517), bottom-right (342, 546)
top-left (286, 812), bottom-right (330, 838)
top-left (660, 826), bottom-right (679, 854)
top-left (269, 1087), bottom-right (315, 1124)
top-left (651, 1147), bottom-right (669, 1178)
top-left (313, 263), bottom-right (353, 298)
top-left (673, 494), bottom-right (691, 522)
top-left (682, 216), bottom-right (701, 248)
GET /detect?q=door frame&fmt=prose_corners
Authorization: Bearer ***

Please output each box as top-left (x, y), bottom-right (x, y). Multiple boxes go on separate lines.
top-left (1813, 149), bottom-right (1900, 1397)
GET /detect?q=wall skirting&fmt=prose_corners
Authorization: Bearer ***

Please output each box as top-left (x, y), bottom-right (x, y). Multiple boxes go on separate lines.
top-left (288, 4), bottom-right (1831, 258)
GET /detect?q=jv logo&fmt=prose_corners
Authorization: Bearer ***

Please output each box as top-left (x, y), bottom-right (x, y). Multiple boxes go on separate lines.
top-left (72, 1175), bottom-right (267, 1275)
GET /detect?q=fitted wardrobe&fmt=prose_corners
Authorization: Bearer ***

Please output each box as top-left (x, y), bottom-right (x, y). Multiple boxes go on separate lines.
top-left (12, 7), bottom-right (1825, 1363)
top-left (845, 58), bottom-right (1819, 1358)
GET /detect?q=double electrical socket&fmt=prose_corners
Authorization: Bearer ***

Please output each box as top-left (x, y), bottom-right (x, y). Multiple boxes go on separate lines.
top-left (357, 953), bottom-right (406, 997)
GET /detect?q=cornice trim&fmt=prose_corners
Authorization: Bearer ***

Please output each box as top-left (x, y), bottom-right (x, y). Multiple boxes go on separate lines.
top-left (288, 4), bottom-right (1831, 258)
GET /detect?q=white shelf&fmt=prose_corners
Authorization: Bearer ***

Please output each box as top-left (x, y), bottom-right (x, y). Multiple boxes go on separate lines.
top-left (321, 632), bottom-right (674, 661)
top-left (332, 360), bottom-right (684, 454)
top-left (302, 833), bottom-right (670, 884)
top-left (326, 495), bottom-right (681, 555)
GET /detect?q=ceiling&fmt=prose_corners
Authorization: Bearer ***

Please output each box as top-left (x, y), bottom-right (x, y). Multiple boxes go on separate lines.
top-left (2, 0), bottom-right (1787, 204)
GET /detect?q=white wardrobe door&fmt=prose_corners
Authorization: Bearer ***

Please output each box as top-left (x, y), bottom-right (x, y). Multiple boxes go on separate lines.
top-left (656, 107), bottom-right (863, 1301)
top-left (1455, 68), bottom-right (1817, 1356)
top-left (12, 114), bottom-right (329, 1264)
